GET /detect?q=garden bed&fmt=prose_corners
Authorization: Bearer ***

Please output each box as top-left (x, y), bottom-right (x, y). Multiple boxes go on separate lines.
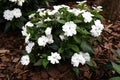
top-left (0, 21), bottom-right (120, 80)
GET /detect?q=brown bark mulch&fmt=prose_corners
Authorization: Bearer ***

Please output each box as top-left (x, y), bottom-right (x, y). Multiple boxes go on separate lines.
top-left (0, 21), bottom-right (120, 80)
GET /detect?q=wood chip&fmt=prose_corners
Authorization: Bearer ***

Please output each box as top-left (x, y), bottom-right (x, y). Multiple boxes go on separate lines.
top-left (0, 50), bottom-right (10, 54)
top-left (12, 58), bottom-right (20, 63)
top-left (0, 73), bottom-right (5, 78)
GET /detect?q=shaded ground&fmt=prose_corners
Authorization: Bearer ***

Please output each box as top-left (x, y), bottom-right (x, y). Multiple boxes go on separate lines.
top-left (0, 21), bottom-right (120, 80)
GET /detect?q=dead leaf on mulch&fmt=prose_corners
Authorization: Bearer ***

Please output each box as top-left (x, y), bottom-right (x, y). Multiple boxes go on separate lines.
top-left (104, 24), bottom-right (113, 33)
top-left (48, 66), bottom-right (61, 78)
top-left (0, 49), bottom-right (10, 54)
top-left (0, 73), bottom-right (5, 78)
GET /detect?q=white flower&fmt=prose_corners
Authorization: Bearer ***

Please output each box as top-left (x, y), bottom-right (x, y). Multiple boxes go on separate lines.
top-left (90, 26), bottom-right (102, 37)
top-left (18, 0), bottom-right (25, 6)
top-left (82, 11), bottom-right (94, 23)
top-left (9, 0), bottom-right (17, 2)
top-left (76, 1), bottom-right (87, 4)
top-left (39, 11), bottom-right (46, 17)
top-left (45, 27), bottom-right (52, 36)
top-left (38, 36), bottom-right (48, 47)
top-left (9, 0), bottom-right (25, 6)
top-left (68, 8), bottom-right (81, 16)
top-left (90, 20), bottom-right (104, 37)
top-left (71, 53), bottom-right (86, 67)
top-left (71, 52), bottom-right (91, 67)
top-left (48, 5), bottom-right (70, 15)
top-left (79, 52), bottom-right (90, 62)
top-left (48, 52), bottom-right (61, 64)
top-left (37, 8), bottom-right (45, 12)
top-left (20, 55), bottom-right (30, 65)
top-left (25, 42), bottom-right (35, 53)
top-left (47, 9), bottom-right (57, 15)
top-left (25, 34), bottom-right (30, 43)
top-left (53, 5), bottom-right (70, 11)
top-left (46, 35), bottom-right (54, 44)
top-left (92, 6), bottom-right (103, 12)
top-left (3, 10), bottom-right (14, 21)
top-left (94, 20), bottom-right (104, 30)
top-left (36, 21), bottom-right (43, 27)
top-left (29, 13), bottom-right (35, 19)
top-left (25, 21), bottom-right (34, 27)
top-left (12, 8), bottom-right (22, 18)
top-left (59, 34), bottom-right (65, 40)
top-left (37, 8), bottom-right (46, 16)
top-left (62, 21), bottom-right (77, 37)
top-left (44, 17), bottom-right (52, 22)
top-left (21, 26), bottom-right (28, 36)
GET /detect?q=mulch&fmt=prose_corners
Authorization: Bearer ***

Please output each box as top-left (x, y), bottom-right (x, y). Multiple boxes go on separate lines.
top-left (0, 21), bottom-right (120, 80)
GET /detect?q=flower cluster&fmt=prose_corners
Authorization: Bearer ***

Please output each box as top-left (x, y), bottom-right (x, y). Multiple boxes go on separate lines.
top-left (3, 8), bottom-right (22, 21)
top-left (90, 20), bottom-right (104, 37)
top-left (20, 1), bottom-right (104, 67)
top-left (71, 52), bottom-right (90, 67)
top-left (9, 0), bottom-right (25, 6)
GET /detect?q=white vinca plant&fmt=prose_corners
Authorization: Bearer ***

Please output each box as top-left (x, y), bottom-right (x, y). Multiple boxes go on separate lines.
top-left (21, 1), bottom-right (104, 68)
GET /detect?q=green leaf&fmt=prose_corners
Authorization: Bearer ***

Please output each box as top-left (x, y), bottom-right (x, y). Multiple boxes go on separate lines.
top-left (0, 18), bottom-right (5, 23)
top-left (86, 59), bottom-right (96, 67)
top-left (4, 22), bottom-right (11, 32)
top-left (42, 59), bottom-right (49, 68)
top-left (73, 67), bottom-right (79, 78)
top-left (111, 61), bottom-right (120, 74)
top-left (29, 53), bottom-right (36, 63)
top-left (49, 44), bottom-right (59, 51)
top-left (76, 27), bottom-right (89, 35)
top-left (67, 44), bottom-right (80, 52)
top-left (73, 35), bottom-right (81, 44)
top-left (109, 77), bottom-right (120, 80)
top-left (74, 20), bottom-right (82, 23)
top-left (57, 20), bottom-right (65, 24)
top-left (97, 36), bottom-right (102, 43)
top-left (58, 47), bottom-right (64, 53)
top-left (111, 48), bottom-right (120, 59)
top-left (41, 54), bottom-right (48, 57)
top-left (34, 59), bottom-right (42, 66)
top-left (34, 59), bottom-right (49, 68)
top-left (80, 41), bottom-right (94, 54)
top-left (95, 14), bottom-right (105, 20)
top-left (117, 48), bottom-right (120, 58)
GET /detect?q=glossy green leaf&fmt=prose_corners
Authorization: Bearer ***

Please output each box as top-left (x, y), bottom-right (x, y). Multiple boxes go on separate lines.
top-left (77, 27), bottom-right (89, 35)
top-left (109, 77), bottom-right (120, 80)
top-left (117, 48), bottom-right (120, 58)
top-left (34, 59), bottom-right (49, 68)
top-left (73, 67), bottom-right (80, 78)
top-left (57, 20), bottom-right (66, 24)
top-left (42, 59), bottom-right (49, 68)
top-left (73, 35), bottom-right (81, 44)
top-left (34, 59), bottom-right (42, 66)
top-left (4, 22), bottom-right (11, 32)
top-left (80, 41), bottom-right (94, 54)
top-left (86, 59), bottom-right (96, 67)
top-left (67, 44), bottom-right (80, 52)
top-left (111, 61), bottom-right (120, 74)
top-left (74, 20), bottom-right (82, 23)
top-left (58, 47), bottom-right (64, 53)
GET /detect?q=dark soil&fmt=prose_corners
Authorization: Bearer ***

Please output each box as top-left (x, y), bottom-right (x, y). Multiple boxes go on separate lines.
top-left (0, 21), bottom-right (120, 80)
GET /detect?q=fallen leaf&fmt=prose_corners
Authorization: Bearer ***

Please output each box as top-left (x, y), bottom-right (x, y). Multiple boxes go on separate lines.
top-left (0, 49), bottom-right (10, 54)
